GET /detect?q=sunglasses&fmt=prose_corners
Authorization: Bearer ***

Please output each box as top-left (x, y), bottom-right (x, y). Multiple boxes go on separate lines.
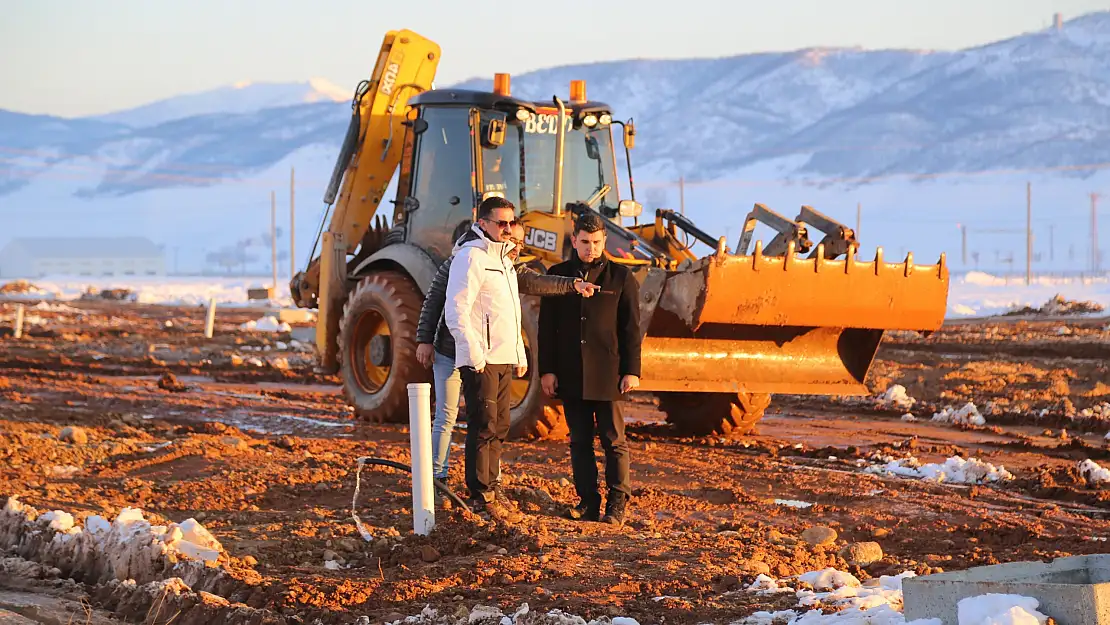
top-left (482, 217), bottom-right (518, 230)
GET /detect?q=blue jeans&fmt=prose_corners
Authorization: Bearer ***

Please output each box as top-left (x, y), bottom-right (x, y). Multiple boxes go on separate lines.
top-left (431, 351), bottom-right (462, 480)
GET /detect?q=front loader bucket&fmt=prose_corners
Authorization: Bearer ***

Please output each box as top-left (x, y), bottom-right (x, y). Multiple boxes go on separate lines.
top-left (636, 245), bottom-right (949, 397)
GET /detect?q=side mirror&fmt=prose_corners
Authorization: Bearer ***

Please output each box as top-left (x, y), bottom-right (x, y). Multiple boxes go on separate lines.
top-left (618, 199), bottom-right (642, 218)
top-left (585, 135), bottom-right (600, 160)
top-left (485, 119), bottom-right (506, 147)
top-left (623, 120), bottom-right (635, 150)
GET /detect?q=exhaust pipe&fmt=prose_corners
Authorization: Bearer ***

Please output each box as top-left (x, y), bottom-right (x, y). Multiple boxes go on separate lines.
top-left (552, 95), bottom-right (566, 217)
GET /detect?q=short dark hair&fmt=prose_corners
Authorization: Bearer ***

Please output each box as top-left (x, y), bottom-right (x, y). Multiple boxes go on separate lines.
top-left (573, 212), bottom-right (606, 236)
top-left (478, 196), bottom-right (515, 220)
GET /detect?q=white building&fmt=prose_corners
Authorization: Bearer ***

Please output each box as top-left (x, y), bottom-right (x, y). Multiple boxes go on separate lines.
top-left (0, 237), bottom-right (166, 278)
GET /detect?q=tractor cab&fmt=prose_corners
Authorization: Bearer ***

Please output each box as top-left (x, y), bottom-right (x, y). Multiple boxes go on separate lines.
top-left (392, 75), bottom-right (653, 266)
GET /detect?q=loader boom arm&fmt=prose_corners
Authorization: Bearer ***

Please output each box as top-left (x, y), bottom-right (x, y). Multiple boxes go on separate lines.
top-left (290, 30), bottom-right (440, 370)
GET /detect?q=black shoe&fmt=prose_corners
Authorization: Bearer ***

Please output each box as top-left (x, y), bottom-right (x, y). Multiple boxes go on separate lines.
top-left (601, 495), bottom-right (627, 527)
top-left (564, 500), bottom-right (601, 522)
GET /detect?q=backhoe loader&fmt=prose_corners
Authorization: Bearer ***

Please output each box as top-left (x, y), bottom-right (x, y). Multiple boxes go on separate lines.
top-left (290, 29), bottom-right (950, 439)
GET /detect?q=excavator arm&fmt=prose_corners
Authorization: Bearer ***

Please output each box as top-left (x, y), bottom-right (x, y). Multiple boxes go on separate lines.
top-left (289, 30), bottom-right (440, 371)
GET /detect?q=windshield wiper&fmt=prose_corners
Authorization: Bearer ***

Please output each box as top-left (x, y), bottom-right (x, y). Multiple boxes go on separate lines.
top-left (583, 184), bottom-right (611, 209)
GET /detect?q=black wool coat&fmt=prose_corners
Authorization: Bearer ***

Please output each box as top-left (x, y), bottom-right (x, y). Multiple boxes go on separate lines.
top-left (538, 254), bottom-right (642, 402)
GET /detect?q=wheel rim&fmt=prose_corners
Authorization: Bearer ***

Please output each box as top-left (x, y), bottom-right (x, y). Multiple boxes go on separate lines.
top-left (351, 307), bottom-right (390, 393)
top-left (510, 329), bottom-right (532, 409)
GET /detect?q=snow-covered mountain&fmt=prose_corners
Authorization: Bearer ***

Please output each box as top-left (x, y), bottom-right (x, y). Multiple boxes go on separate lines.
top-left (2, 11), bottom-right (1109, 277)
top-left (92, 78), bottom-right (350, 128)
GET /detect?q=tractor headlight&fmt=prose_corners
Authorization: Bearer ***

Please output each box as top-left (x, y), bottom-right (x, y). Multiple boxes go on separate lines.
top-left (599, 113), bottom-right (612, 125)
top-left (515, 108), bottom-right (532, 121)
top-left (583, 114), bottom-right (598, 127)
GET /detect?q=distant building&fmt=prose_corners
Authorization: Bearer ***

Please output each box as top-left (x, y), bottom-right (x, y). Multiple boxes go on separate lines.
top-left (0, 237), bottom-right (166, 278)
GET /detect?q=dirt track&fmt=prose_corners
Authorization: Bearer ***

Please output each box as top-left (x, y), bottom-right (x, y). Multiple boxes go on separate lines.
top-left (2, 299), bottom-right (1110, 624)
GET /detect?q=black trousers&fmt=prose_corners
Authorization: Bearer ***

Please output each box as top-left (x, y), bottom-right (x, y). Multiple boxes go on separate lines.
top-left (460, 364), bottom-right (512, 503)
top-left (562, 397), bottom-right (631, 506)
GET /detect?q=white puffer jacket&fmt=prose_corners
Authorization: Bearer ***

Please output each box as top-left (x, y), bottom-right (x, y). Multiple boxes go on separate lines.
top-left (445, 224), bottom-right (527, 371)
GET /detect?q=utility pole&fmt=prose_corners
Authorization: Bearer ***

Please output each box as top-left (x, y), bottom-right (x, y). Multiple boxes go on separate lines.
top-left (959, 224), bottom-right (967, 265)
top-left (1092, 192), bottom-right (1101, 274)
top-left (678, 176), bottom-right (685, 215)
top-left (856, 202), bottom-right (861, 239)
top-left (1025, 181), bottom-right (1032, 285)
top-left (271, 190), bottom-right (278, 291)
top-left (290, 166), bottom-right (296, 279)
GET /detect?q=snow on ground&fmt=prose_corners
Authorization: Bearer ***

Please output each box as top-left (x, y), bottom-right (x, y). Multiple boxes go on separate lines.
top-left (3, 270), bottom-right (1108, 321)
top-left (737, 569), bottom-right (940, 625)
top-left (1, 495), bottom-right (225, 584)
top-left (0, 275), bottom-right (300, 308)
top-left (957, 594), bottom-right (1049, 625)
top-left (947, 272), bottom-right (1110, 318)
top-left (1078, 459), bottom-right (1110, 484)
top-left (865, 455), bottom-right (1014, 484)
top-left (2, 495), bottom-right (1055, 625)
top-left (931, 403), bottom-right (987, 426)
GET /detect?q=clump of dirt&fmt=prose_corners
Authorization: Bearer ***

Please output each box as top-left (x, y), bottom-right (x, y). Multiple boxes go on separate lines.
top-left (158, 372), bottom-right (189, 392)
top-left (1005, 294), bottom-right (1105, 316)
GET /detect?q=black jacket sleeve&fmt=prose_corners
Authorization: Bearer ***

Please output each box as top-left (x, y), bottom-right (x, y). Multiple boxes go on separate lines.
top-left (517, 265), bottom-right (578, 296)
top-left (538, 274), bottom-right (560, 377)
top-left (416, 259), bottom-right (451, 344)
top-left (617, 268), bottom-right (642, 378)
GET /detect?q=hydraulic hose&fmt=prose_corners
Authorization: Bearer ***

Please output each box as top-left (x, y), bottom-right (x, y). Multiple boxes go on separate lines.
top-left (353, 456), bottom-right (472, 515)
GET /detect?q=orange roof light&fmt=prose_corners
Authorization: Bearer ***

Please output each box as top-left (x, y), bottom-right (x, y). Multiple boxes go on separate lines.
top-left (569, 80), bottom-right (586, 103)
top-left (493, 73), bottom-right (511, 96)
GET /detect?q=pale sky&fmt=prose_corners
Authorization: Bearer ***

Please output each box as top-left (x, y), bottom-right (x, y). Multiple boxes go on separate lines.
top-left (1, 0), bottom-right (1105, 118)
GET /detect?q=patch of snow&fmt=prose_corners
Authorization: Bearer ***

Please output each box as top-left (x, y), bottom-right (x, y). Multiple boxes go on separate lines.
top-left (775, 499), bottom-right (814, 509)
top-left (1079, 459), bottom-right (1110, 483)
top-left (1079, 402), bottom-right (1110, 420)
top-left (957, 594), bottom-right (1048, 625)
top-left (877, 385), bottom-right (916, 410)
top-left (932, 403), bottom-right (986, 426)
top-left (865, 455), bottom-right (1014, 484)
top-left (241, 315), bottom-right (291, 333)
top-left (799, 568), bottom-right (861, 592)
top-left (0, 495), bottom-right (226, 583)
top-left (750, 574), bottom-right (798, 595)
top-left (38, 511), bottom-right (75, 532)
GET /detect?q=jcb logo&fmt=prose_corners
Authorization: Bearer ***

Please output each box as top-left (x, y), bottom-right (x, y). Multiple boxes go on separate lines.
top-left (524, 227), bottom-right (558, 252)
top-left (380, 61), bottom-right (400, 96)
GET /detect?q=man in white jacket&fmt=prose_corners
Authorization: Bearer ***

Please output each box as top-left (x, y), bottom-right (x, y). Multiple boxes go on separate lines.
top-left (445, 196), bottom-right (528, 517)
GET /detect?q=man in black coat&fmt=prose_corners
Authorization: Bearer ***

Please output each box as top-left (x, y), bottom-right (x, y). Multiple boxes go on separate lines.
top-left (538, 212), bottom-right (642, 526)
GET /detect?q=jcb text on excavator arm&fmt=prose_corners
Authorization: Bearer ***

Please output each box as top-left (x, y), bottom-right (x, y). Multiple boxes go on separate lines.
top-left (289, 30), bottom-right (440, 371)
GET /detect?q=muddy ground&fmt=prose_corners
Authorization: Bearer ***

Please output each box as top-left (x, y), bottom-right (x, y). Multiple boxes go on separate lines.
top-left (2, 299), bottom-right (1110, 624)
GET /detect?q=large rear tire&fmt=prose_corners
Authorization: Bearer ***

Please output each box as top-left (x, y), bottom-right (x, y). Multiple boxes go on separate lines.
top-left (508, 296), bottom-right (568, 440)
top-left (338, 271), bottom-right (431, 423)
top-left (657, 391), bottom-right (772, 437)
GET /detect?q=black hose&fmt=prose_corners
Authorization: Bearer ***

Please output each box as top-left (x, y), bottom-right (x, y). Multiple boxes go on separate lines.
top-left (357, 457), bottom-right (472, 513)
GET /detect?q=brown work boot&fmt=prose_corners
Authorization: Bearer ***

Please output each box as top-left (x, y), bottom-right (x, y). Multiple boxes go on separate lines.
top-left (564, 499), bottom-right (601, 522)
top-left (601, 495), bottom-right (627, 527)
top-left (474, 497), bottom-right (523, 524)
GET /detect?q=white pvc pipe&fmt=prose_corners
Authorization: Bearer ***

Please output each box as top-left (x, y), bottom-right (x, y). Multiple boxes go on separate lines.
top-left (14, 304), bottom-right (25, 339)
top-left (407, 382), bottom-right (435, 535)
top-left (204, 298), bottom-right (216, 338)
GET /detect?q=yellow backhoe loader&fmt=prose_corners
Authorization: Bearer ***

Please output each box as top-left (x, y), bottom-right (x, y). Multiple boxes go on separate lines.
top-left (290, 29), bottom-right (950, 438)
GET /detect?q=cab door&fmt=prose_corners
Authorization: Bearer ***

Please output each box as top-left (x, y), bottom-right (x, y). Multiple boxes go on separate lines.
top-left (400, 106), bottom-right (478, 264)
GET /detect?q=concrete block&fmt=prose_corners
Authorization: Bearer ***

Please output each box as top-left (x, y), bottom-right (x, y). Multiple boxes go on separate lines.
top-left (903, 553), bottom-right (1110, 625)
top-left (277, 308), bottom-right (316, 324)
